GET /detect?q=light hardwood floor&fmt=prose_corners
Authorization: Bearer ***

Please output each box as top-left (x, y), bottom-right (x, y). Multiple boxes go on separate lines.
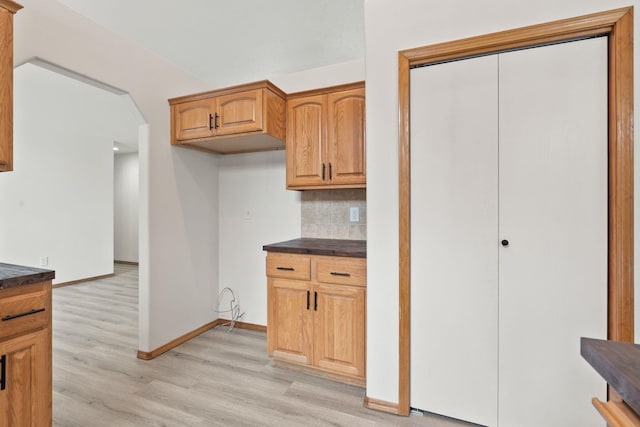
top-left (52, 264), bottom-right (476, 427)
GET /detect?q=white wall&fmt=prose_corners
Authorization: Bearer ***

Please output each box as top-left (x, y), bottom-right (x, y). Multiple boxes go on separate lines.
top-left (217, 60), bottom-right (366, 326)
top-left (114, 152), bottom-right (139, 263)
top-left (270, 59), bottom-right (365, 93)
top-left (0, 63), bottom-right (135, 284)
top-left (364, 0), bottom-right (640, 405)
top-left (217, 151), bottom-right (300, 325)
top-left (12, 1), bottom-right (361, 353)
top-left (14, 0), bottom-right (218, 352)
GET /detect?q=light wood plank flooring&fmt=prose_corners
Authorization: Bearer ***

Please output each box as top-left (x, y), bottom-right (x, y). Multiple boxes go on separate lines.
top-left (52, 264), bottom-right (475, 426)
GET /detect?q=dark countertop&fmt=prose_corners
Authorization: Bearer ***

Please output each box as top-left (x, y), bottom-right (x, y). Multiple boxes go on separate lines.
top-left (581, 337), bottom-right (640, 415)
top-left (0, 262), bottom-right (55, 290)
top-left (263, 238), bottom-right (366, 258)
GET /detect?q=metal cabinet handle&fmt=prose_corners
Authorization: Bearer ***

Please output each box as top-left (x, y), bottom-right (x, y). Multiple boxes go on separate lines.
top-left (329, 162), bottom-right (333, 180)
top-left (306, 291), bottom-right (310, 310)
top-left (209, 113), bottom-right (214, 130)
top-left (314, 291), bottom-right (318, 311)
top-left (276, 267), bottom-right (294, 271)
top-left (501, 239), bottom-right (509, 247)
top-left (214, 113), bottom-right (220, 129)
top-left (1, 308), bottom-right (46, 322)
top-left (0, 354), bottom-right (6, 391)
top-left (322, 163), bottom-right (326, 181)
top-left (330, 271), bottom-right (351, 277)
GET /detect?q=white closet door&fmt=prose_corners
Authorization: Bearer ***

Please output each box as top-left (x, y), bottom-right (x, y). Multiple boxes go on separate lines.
top-left (410, 55), bottom-right (499, 427)
top-left (498, 37), bottom-right (608, 427)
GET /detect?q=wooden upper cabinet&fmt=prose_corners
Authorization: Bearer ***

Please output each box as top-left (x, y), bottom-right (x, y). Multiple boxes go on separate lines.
top-left (173, 98), bottom-right (217, 141)
top-left (169, 80), bottom-right (286, 155)
top-left (327, 88), bottom-right (366, 186)
top-left (286, 82), bottom-right (365, 190)
top-left (216, 89), bottom-right (263, 135)
top-left (0, 1), bottom-right (22, 173)
top-left (286, 95), bottom-right (326, 187)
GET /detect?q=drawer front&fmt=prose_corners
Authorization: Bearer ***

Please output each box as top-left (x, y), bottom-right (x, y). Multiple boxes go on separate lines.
top-left (315, 257), bottom-right (366, 287)
top-left (0, 290), bottom-right (49, 339)
top-left (266, 253), bottom-right (311, 280)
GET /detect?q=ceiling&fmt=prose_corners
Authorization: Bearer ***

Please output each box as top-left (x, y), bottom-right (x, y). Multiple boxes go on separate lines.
top-left (56, 0), bottom-right (365, 88)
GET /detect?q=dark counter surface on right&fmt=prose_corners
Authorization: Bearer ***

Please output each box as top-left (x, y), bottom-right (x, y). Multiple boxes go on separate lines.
top-left (581, 337), bottom-right (640, 415)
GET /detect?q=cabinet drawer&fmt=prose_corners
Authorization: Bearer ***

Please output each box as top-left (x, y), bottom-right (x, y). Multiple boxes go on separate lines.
top-left (266, 253), bottom-right (311, 280)
top-left (0, 290), bottom-right (49, 339)
top-left (316, 257), bottom-right (366, 287)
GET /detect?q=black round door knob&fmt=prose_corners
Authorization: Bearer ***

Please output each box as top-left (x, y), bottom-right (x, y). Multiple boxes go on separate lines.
top-left (501, 239), bottom-right (509, 247)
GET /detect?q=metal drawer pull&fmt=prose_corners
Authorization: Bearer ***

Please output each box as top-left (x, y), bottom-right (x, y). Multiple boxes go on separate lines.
top-left (276, 267), bottom-right (295, 271)
top-left (0, 354), bottom-right (5, 391)
top-left (1, 308), bottom-right (45, 322)
top-left (330, 271), bottom-right (351, 277)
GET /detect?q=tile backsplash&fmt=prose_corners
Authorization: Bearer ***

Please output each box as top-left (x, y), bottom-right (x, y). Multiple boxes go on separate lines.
top-left (301, 189), bottom-right (366, 240)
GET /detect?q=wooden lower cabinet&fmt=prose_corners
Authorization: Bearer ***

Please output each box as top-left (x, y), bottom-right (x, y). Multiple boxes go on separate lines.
top-left (0, 280), bottom-right (52, 427)
top-left (267, 278), bottom-right (313, 365)
top-left (0, 329), bottom-right (50, 426)
top-left (313, 284), bottom-right (365, 379)
top-left (266, 253), bottom-right (366, 385)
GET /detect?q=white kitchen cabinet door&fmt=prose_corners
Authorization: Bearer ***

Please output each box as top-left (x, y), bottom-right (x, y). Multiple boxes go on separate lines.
top-left (410, 37), bottom-right (607, 427)
top-left (498, 37), bottom-right (608, 427)
top-left (410, 54), bottom-right (499, 427)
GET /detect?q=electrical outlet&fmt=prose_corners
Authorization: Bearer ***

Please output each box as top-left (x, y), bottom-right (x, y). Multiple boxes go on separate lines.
top-left (40, 256), bottom-right (48, 267)
top-left (349, 207), bottom-right (360, 222)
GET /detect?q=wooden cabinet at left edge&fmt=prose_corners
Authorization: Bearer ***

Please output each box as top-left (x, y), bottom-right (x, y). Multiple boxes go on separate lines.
top-left (0, 280), bottom-right (52, 426)
top-left (0, 1), bottom-right (22, 172)
top-left (169, 80), bottom-right (287, 155)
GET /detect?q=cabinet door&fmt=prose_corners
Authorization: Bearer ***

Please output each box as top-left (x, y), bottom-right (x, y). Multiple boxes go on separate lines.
top-left (0, 329), bottom-right (51, 427)
top-left (216, 89), bottom-right (264, 136)
top-left (312, 284), bottom-right (365, 379)
top-left (327, 88), bottom-right (366, 186)
top-left (173, 98), bottom-right (216, 141)
top-left (286, 95), bottom-right (326, 188)
top-left (267, 278), bottom-right (313, 365)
